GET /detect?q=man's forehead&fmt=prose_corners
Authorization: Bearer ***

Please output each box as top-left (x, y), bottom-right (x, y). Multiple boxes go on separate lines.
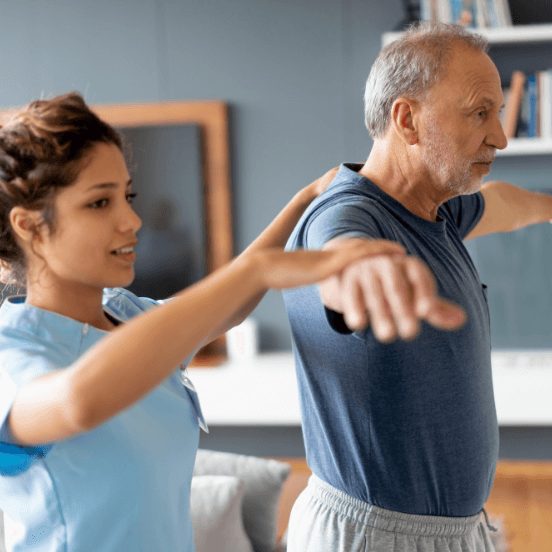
top-left (430, 49), bottom-right (502, 103)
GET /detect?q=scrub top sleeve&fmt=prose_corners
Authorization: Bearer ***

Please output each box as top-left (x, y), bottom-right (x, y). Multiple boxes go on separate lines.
top-left (0, 369), bottom-right (18, 442)
top-left (0, 351), bottom-right (56, 475)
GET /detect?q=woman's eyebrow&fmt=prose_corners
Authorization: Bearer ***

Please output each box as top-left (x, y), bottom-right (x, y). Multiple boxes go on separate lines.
top-left (86, 179), bottom-right (133, 191)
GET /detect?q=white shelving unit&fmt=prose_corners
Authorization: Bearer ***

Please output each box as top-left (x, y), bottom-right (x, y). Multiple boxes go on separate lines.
top-left (382, 23), bottom-right (552, 47)
top-left (383, 24), bottom-right (552, 156)
top-left (500, 138), bottom-right (552, 156)
top-left (189, 351), bottom-right (552, 426)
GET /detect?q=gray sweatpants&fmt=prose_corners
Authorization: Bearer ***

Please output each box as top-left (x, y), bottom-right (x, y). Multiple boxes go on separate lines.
top-left (287, 475), bottom-right (496, 552)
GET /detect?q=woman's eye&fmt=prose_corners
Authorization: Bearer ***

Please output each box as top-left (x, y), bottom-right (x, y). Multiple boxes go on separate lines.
top-left (88, 198), bottom-right (109, 209)
top-left (126, 192), bottom-right (138, 204)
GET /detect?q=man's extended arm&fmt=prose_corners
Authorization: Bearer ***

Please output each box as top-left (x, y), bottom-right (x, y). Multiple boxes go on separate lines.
top-left (466, 181), bottom-right (552, 240)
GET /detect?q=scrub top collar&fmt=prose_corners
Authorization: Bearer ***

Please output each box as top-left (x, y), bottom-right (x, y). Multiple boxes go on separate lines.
top-left (0, 289), bottom-right (130, 357)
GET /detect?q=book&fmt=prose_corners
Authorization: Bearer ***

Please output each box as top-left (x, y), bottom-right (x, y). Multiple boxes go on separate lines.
top-left (526, 73), bottom-right (538, 138)
top-left (475, 0), bottom-right (489, 27)
top-left (502, 70), bottom-right (526, 138)
top-left (495, 0), bottom-right (513, 27)
top-left (540, 70), bottom-right (552, 139)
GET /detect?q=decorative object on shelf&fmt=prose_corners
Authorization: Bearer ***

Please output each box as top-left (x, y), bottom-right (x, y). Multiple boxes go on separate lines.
top-left (226, 317), bottom-right (259, 361)
top-left (394, 0), bottom-right (421, 31)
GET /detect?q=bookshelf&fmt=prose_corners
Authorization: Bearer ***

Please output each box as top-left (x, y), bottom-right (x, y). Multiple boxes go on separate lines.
top-left (382, 24), bottom-right (552, 156)
top-left (382, 23), bottom-right (552, 47)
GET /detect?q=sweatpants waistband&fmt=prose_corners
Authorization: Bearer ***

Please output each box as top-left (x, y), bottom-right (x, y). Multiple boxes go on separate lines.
top-left (307, 474), bottom-right (485, 537)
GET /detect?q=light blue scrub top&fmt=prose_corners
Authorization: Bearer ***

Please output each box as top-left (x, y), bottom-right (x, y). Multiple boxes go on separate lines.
top-left (0, 288), bottom-right (207, 552)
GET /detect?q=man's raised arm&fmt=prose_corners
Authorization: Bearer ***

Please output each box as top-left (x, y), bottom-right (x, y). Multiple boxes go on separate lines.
top-left (466, 181), bottom-right (552, 240)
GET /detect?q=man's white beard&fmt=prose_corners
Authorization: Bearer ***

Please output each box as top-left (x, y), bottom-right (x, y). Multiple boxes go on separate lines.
top-left (422, 123), bottom-right (481, 197)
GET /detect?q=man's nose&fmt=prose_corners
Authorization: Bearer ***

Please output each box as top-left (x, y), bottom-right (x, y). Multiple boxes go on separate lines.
top-left (487, 117), bottom-right (508, 151)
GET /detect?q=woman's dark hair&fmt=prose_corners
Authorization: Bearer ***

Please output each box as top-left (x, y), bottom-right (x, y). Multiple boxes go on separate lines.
top-left (0, 92), bottom-right (122, 285)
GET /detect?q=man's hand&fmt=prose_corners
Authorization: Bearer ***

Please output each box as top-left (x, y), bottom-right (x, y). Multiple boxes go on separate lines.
top-left (321, 239), bottom-right (466, 342)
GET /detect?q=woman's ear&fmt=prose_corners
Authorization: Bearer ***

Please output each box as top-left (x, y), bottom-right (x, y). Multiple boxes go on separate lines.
top-left (390, 97), bottom-right (419, 146)
top-left (9, 207), bottom-right (43, 245)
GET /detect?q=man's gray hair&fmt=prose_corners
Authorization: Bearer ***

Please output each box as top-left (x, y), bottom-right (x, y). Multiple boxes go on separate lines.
top-left (364, 22), bottom-right (488, 138)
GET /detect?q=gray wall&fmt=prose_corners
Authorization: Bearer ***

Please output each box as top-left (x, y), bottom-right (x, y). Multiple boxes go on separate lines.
top-left (0, 0), bottom-right (403, 349)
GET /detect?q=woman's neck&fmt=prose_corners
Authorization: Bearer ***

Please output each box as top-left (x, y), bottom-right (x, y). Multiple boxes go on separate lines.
top-left (25, 280), bottom-right (116, 331)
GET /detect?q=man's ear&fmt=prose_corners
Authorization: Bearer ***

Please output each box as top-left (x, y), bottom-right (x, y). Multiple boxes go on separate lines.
top-left (9, 207), bottom-right (43, 245)
top-left (390, 97), bottom-right (419, 145)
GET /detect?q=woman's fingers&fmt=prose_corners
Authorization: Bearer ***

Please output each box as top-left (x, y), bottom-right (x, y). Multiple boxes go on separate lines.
top-left (311, 167), bottom-right (339, 196)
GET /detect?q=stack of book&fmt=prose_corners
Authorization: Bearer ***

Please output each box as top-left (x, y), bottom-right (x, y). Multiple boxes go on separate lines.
top-left (420, 0), bottom-right (512, 28)
top-left (502, 70), bottom-right (552, 139)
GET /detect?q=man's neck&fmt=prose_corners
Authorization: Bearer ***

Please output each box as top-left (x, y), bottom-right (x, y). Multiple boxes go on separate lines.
top-left (358, 140), bottom-right (451, 222)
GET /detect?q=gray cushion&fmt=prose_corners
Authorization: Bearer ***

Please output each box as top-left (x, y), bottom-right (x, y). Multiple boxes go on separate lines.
top-left (191, 475), bottom-right (253, 552)
top-left (194, 450), bottom-right (290, 552)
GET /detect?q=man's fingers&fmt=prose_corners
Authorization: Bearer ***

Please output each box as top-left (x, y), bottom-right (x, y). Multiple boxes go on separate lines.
top-left (377, 258), bottom-right (419, 340)
top-left (404, 257), bottom-right (466, 330)
top-left (424, 298), bottom-right (467, 330)
top-left (404, 257), bottom-right (438, 318)
top-left (360, 270), bottom-right (397, 342)
top-left (340, 273), bottom-right (369, 330)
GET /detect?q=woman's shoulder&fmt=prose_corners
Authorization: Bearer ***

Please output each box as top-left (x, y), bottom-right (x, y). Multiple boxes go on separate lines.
top-left (102, 288), bottom-right (162, 320)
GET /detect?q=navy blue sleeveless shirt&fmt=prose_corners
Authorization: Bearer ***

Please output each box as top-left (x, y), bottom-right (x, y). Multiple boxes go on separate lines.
top-left (284, 164), bottom-right (497, 517)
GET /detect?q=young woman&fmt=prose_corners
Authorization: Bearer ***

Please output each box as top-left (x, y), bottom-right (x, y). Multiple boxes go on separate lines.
top-left (0, 93), bottom-right (401, 551)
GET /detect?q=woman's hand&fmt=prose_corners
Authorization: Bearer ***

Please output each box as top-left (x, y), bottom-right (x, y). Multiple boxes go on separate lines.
top-left (301, 167), bottom-right (339, 201)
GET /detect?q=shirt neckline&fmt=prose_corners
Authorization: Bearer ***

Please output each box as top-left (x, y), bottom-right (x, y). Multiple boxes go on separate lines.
top-left (336, 163), bottom-right (448, 235)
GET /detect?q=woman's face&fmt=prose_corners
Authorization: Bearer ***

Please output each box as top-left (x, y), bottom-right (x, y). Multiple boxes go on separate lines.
top-left (31, 142), bottom-right (142, 292)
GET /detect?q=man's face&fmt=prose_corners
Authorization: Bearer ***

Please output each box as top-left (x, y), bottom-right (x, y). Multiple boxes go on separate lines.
top-left (417, 45), bottom-right (507, 196)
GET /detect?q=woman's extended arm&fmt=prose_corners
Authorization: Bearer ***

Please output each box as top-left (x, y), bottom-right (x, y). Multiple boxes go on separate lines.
top-left (8, 241), bottom-right (401, 446)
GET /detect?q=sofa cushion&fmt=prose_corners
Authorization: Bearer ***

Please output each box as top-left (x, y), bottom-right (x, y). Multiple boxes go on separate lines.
top-left (194, 449), bottom-right (290, 552)
top-left (191, 475), bottom-right (253, 552)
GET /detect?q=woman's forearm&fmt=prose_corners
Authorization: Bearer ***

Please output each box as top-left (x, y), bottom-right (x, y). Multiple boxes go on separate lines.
top-left (212, 176), bottom-right (330, 334)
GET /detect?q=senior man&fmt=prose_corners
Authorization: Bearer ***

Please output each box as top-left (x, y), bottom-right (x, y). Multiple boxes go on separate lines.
top-left (284, 23), bottom-right (552, 552)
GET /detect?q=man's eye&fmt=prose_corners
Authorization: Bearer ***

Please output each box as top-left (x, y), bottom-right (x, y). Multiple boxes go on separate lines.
top-left (88, 198), bottom-right (109, 209)
top-left (126, 192), bottom-right (138, 204)
top-left (477, 110), bottom-right (487, 119)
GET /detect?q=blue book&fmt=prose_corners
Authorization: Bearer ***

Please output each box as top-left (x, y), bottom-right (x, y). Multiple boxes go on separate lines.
top-left (484, 0), bottom-right (499, 27)
top-left (527, 73), bottom-right (538, 138)
top-left (451, 0), bottom-right (464, 23)
top-left (516, 77), bottom-right (531, 138)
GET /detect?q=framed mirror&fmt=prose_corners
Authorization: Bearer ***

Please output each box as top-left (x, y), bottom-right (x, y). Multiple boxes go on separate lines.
top-left (0, 100), bottom-right (233, 365)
